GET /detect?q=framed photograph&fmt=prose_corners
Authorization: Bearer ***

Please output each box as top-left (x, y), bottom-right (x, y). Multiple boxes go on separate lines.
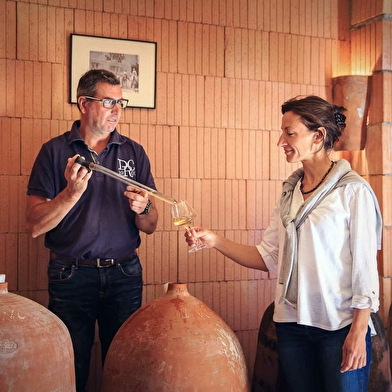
top-left (70, 34), bottom-right (157, 109)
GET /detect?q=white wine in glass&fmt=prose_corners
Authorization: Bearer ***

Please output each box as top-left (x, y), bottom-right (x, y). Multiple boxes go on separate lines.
top-left (172, 216), bottom-right (194, 228)
top-left (171, 200), bottom-right (205, 253)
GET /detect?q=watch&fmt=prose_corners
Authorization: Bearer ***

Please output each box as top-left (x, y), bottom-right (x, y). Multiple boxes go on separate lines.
top-left (139, 200), bottom-right (152, 215)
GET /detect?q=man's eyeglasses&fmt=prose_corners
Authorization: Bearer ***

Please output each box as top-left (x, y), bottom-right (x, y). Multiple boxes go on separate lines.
top-left (84, 96), bottom-right (129, 109)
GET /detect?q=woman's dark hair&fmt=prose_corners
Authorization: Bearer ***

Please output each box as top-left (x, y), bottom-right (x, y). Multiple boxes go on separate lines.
top-left (281, 95), bottom-right (346, 150)
top-left (76, 69), bottom-right (120, 109)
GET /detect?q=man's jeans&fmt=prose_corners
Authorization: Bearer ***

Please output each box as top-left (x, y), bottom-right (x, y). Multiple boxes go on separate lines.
top-left (48, 255), bottom-right (143, 392)
top-left (275, 322), bottom-right (372, 392)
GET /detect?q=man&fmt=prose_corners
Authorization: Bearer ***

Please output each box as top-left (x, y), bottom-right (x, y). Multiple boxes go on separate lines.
top-left (26, 69), bottom-right (158, 391)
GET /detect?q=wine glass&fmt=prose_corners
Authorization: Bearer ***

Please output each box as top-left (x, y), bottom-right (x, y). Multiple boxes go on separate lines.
top-left (171, 200), bottom-right (205, 253)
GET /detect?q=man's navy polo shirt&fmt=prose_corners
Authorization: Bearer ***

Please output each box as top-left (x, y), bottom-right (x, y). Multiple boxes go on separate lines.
top-left (27, 121), bottom-right (157, 259)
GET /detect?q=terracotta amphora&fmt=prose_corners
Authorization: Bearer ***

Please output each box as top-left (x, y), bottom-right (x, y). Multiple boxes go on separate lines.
top-left (101, 282), bottom-right (250, 391)
top-left (0, 275), bottom-right (75, 392)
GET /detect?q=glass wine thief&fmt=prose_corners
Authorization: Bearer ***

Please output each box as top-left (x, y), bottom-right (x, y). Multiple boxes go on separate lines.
top-left (76, 156), bottom-right (177, 205)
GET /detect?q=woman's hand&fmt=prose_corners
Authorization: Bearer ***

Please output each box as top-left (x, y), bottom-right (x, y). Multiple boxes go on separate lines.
top-left (340, 308), bottom-right (370, 372)
top-left (185, 227), bottom-right (217, 249)
top-left (340, 330), bottom-right (367, 372)
top-left (185, 226), bottom-right (268, 271)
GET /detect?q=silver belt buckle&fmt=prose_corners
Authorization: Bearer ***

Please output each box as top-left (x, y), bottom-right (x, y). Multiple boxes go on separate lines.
top-left (96, 258), bottom-right (115, 268)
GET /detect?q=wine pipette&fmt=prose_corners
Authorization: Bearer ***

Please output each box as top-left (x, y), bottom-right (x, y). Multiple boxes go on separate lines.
top-left (76, 157), bottom-right (177, 205)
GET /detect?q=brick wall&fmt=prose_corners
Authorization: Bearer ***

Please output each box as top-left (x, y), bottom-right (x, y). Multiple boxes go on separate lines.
top-left (1, 0), bottom-right (390, 390)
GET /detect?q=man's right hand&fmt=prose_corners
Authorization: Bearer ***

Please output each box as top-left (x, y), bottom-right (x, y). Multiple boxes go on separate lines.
top-left (64, 155), bottom-right (93, 199)
top-left (26, 155), bottom-right (92, 238)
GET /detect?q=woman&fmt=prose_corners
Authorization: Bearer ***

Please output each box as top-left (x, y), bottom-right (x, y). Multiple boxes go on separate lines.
top-left (186, 95), bottom-right (382, 392)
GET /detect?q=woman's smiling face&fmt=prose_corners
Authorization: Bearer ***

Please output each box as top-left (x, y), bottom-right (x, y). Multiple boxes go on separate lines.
top-left (277, 111), bottom-right (319, 163)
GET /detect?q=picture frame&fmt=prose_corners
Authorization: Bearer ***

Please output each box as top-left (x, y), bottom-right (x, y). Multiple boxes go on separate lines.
top-left (70, 34), bottom-right (157, 109)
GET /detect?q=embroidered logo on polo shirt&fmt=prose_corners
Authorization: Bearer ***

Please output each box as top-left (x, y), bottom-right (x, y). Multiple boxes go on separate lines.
top-left (118, 159), bottom-right (136, 178)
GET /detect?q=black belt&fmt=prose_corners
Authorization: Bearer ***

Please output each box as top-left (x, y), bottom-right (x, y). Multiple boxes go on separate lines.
top-left (50, 251), bottom-right (137, 268)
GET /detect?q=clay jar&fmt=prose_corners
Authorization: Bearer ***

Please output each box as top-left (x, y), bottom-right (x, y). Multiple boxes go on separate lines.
top-left (331, 75), bottom-right (370, 151)
top-left (101, 282), bottom-right (250, 391)
top-left (0, 278), bottom-right (75, 392)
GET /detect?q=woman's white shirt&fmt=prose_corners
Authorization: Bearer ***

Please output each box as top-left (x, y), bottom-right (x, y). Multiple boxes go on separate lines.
top-left (256, 181), bottom-right (379, 331)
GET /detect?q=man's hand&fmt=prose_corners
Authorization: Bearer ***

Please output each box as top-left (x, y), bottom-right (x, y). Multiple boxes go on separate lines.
top-left (63, 155), bottom-right (93, 200)
top-left (124, 186), bottom-right (150, 214)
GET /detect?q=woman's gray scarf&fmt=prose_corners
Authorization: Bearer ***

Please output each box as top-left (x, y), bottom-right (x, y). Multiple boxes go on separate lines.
top-left (278, 159), bottom-right (382, 308)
